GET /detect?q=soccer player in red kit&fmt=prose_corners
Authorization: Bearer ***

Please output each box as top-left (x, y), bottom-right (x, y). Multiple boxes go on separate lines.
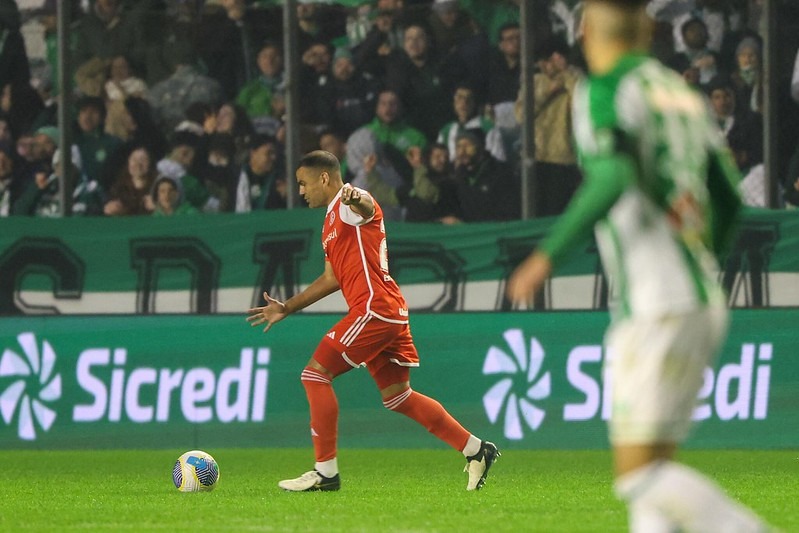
top-left (247, 150), bottom-right (499, 492)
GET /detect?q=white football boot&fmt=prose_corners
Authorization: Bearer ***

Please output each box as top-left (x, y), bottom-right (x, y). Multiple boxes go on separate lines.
top-left (278, 470), bottom-right (341, 492)
top-left (464, 440), bottom-right (500, 491)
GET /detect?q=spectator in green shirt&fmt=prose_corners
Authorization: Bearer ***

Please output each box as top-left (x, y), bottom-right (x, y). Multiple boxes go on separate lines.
top-left (364, 89), bottom-right (427, 155)
top-left (155, 131), bottom-right (211, 212)
top-left (151, 174), bottom-right (198, 216)
top-left (73, 96), bottom-right (122, 186)
top-left (236, 41), bottom-right (284, 121)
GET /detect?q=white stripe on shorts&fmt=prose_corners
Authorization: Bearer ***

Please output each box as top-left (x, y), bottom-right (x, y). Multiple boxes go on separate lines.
top-left (340, 351), bottom-right (366, 368)
top-left (340, 314), bottom-right (372, 346)
top-left (389, 357), bottom-right (420, 367)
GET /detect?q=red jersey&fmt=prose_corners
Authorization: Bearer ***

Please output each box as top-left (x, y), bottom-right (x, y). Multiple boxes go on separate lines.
top-left (322, 187), bottom-right (409, 323)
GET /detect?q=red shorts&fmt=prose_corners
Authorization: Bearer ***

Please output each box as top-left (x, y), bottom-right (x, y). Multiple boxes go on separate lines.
top-left (312, 312), bottom-right (419, 388)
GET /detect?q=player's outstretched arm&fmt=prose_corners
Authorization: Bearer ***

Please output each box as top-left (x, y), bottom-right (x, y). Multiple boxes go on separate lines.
top-left (506, 150), bottom-right (631, 307)
top-left (246, 262), bottom-right (340, 333)
top-left (507, 251), bottom-right (553, 307)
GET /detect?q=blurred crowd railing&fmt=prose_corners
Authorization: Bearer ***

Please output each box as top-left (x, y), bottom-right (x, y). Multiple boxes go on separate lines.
top-left (0, 0), bottom-right (797, 221)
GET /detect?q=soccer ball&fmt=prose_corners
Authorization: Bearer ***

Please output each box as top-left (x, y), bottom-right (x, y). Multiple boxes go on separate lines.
top-left (172, 450), bottom-right (220, 492)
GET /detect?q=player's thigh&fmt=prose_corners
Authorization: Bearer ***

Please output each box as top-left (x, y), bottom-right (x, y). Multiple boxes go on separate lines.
top-left (607, 304), bottom-right (728, 445)
top-left (368, 323), bottom-right (419, 392)
top-left (313, 313), bottom-right (403, 375)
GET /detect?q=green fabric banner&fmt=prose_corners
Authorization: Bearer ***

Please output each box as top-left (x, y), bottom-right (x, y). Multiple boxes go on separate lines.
top-left (0, 310), bottom-right (795, 450)
top-left (1, 209), bottom-right (798, 315)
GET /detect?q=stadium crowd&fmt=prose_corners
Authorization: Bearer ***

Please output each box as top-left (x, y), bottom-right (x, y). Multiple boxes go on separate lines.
top-left (0, 0), bottom-right (793, 219)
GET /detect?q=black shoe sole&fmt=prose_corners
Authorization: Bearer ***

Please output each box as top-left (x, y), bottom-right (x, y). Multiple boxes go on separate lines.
top-left (475, 443), bottom-right (500, 490)
top-left (311, 481), bottom-right (340, 492)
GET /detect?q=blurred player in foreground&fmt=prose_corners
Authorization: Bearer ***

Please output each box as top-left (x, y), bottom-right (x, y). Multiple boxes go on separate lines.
top-left (247, 150), bottom-right (498, 492)
top-left (507, 0), bottom-right (769, 531)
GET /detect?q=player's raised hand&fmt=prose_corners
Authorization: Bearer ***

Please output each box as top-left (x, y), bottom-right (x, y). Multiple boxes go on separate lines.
top-left (246, 291), bottom-right (288, 333)
top-left (340, 183), bottom-right (361, 205)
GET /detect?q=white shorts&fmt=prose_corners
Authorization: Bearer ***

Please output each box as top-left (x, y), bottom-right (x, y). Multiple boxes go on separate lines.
top-left (606, 303), bottom-right (728, 445)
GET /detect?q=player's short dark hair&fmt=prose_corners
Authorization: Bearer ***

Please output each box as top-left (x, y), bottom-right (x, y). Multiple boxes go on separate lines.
top-left (298, 150), bottom-right (340, 174)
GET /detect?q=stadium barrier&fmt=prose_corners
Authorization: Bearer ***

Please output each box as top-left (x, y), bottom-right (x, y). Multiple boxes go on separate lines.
top-left (1, 208), bottom-right (798, 315)
top-left (0, 310), bottom-right (795, 450)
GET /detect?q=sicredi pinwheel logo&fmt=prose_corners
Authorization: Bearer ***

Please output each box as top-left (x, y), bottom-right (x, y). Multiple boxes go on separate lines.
top-left (482, 329), bottom-right (551, 440)
top-left (0, 332), bottom-right (61, 441)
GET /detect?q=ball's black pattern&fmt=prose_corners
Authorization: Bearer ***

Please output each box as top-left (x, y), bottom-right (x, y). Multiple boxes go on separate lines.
top-left (187, 455), bottom-right (219, 486)
top-left (172, 459), bottom-right (183, 488)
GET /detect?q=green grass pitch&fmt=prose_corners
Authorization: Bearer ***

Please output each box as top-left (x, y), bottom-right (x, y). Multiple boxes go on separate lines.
top-left (3, 448), bottom-right (796, 532)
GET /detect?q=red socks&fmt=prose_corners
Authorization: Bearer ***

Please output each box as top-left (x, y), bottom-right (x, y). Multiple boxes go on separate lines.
top-left (302, 367), bottom-right (470, 459)
top-left (383, 388), bottom-right (470, 452)
top-left (301, 367), bottom-right (338, 462)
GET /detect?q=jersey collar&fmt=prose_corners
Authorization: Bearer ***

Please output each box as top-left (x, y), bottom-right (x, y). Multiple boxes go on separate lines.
top-left (327, 188), bottom-right (343, 214)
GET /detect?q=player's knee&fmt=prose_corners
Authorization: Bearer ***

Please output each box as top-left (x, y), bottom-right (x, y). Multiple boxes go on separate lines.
top-left (307, 357), bottom-right (334, 376)
top-left (383, 387), bottom-right (413, 411)
top-left (300, 366), bottom-right (332, 386)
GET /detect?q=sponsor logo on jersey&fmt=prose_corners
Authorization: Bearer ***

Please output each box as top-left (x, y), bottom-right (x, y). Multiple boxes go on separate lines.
top-left (322, 228), bottom-right (338, 251)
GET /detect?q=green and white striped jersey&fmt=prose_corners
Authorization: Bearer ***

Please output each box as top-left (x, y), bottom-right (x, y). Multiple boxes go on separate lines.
top-left (540, 53), bottom-right (742, 321)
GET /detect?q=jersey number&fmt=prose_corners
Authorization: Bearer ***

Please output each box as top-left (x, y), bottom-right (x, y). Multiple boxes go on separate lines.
top-left (379, 238), bottom-right (389, 273)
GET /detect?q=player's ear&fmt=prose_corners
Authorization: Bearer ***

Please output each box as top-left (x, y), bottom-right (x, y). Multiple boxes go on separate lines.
top-left (320, 171), bottom-right (329, 184)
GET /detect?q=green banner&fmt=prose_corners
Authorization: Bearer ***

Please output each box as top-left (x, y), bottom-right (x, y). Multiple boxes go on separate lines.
top-left (1, 209), bottom-right (798, 315)
top-left (1, 310), bottom-right (795, 450)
